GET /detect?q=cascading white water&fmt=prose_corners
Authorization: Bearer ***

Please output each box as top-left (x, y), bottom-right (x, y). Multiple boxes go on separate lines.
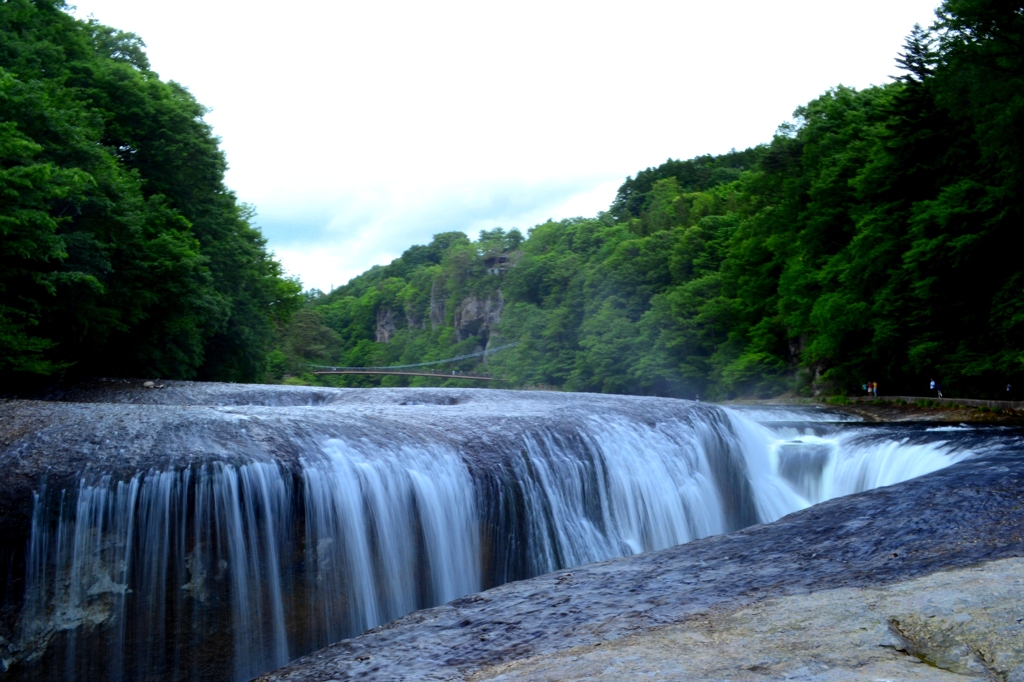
top-left (300, 439), bottom-right (479, 647)
top-left (507, 417), bottom-right (731, 574)
top-left (724, 407), bottom-right (973, 509)
top-left (13, 398), bottom-right (978, 682)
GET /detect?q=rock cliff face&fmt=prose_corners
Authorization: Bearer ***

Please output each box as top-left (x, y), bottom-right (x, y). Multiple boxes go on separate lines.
top-left (379, 289), bottom-right (505, 343)
top-left (455, 292), bottom-right (504, 343)
top-left (375, 307), bottom-right (397, 343)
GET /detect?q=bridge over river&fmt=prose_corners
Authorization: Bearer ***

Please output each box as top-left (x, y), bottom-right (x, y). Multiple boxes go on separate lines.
top-left (308, 342), bottom-right (516, 380)
top-left (310, 369), bottom-right (495, 380)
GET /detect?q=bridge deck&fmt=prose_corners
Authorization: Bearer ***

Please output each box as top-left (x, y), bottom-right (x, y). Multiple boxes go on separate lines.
top-left (312, 370), bottom-right (495, 380)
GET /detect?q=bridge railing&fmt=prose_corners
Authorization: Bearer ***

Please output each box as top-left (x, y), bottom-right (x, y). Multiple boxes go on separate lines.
top-left (307, 342), bottom-right (517, 375)
top-left (311, 366), bottom-right (495, 376)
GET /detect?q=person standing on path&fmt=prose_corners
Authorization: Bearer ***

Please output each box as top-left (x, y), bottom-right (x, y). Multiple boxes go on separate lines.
top-left (930, 379), bottom-right (937, 397)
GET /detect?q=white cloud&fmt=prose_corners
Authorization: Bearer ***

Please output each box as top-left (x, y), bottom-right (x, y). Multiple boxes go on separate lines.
top-left (71, 0), bottom-right (941, 291)
top-left (261, 175), bottom-right (619, 290)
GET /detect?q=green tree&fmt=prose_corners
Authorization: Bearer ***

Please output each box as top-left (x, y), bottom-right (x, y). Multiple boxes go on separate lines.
top-left (0, 0), bottom-right (300, 383)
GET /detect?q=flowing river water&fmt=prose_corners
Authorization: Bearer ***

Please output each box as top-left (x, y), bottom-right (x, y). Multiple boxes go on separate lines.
top-left (0, 385), bottom-right (1003, 681)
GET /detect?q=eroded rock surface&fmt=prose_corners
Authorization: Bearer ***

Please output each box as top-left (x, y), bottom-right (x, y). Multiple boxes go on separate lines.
top-left (454, 293), bottom-right (504, 343)
top-left (473, 559), bottom-right (1024, 680)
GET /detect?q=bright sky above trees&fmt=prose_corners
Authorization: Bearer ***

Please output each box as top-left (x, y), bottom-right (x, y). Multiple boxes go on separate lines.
top-left (70, 0), bottom-right (941, 292)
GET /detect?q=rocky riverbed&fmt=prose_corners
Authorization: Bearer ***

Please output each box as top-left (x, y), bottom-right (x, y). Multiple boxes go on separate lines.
top-left (257, 442), bottom-right (1024, 681)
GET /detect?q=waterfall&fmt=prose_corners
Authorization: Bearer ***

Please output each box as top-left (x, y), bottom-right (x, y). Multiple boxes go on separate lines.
top-left (4, 392), bottom-right (977, 681)
top-left (724, 406), bottom-right (974, 506)
top-left (300, 439), bottom-right (479, 647)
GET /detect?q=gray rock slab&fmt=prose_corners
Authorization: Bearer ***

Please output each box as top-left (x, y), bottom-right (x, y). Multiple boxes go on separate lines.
top-left (473, 558), bottom-right (1024, 680)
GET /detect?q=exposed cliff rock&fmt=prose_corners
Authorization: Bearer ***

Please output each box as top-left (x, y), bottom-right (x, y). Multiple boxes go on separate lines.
top-left (375, 307), bottom-right (397, 343)
top-left (455, 292), bottom-right (504, 343)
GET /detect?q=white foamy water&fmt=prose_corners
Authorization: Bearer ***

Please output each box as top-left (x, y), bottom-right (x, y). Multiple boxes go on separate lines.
top-left (724, 411), bottom-right (974, 511)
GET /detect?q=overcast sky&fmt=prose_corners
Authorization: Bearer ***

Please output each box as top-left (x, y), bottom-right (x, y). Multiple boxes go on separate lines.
top-left (71, 0), bottom-right (941, 292)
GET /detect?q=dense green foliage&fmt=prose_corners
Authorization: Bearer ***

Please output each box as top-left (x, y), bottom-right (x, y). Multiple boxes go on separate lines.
top-left (271, 229), bottom-right (522, 386)
top-left (280, 0), bottom-right (1023, 399)
top-left (1, 0), bottom-right (301, 383)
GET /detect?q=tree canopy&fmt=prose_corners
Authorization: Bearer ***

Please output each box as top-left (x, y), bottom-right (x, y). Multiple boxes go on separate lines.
top-left (1, 0), bottom-right (301, 383)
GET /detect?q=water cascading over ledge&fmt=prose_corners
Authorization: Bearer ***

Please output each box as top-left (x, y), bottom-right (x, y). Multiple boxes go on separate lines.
top-left (0, 384), bottom-right (973, 681)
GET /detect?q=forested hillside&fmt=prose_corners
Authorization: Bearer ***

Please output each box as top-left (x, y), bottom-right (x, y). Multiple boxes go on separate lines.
top-left (277, 0), bottom-right (1022, 399)
top-left (1, 0), bottom-right (301, 385)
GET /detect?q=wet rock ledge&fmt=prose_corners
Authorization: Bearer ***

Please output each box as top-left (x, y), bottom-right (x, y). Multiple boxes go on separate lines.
top-left (257, 445), bottom-right (1024, 681)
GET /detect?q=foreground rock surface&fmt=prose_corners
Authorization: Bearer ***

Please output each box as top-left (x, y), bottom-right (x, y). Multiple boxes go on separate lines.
top-left (257, 446), bottom-right (1024, 681)
top-left (473, 559), bottom-right (1024, 680)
